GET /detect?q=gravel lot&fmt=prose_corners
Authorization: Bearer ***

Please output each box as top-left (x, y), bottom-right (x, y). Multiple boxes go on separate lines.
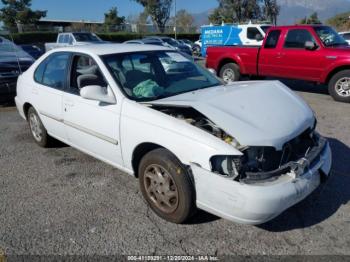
top-left (0, 82), bottom-right (350, 257)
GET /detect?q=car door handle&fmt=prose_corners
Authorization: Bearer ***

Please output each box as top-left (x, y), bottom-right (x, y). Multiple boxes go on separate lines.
top-left (64, 101), bottom-right (74, 107)
top-left (276, 52), bottom-right (285, 58)
top-left (32, 89), bottom-right (38, 94)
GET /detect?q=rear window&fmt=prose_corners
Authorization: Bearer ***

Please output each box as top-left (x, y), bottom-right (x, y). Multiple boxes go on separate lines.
top-left (264, 30), bottom-right (281, 48)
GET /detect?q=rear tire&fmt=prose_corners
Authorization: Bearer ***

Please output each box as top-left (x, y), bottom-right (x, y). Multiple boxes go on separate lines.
top-left (192, 45), bottom-right (201, 56)
top-left (27, 107), bottom-right (50, 147)
top-left (328, 70), bottom-right (350, 103)
top-left (138, 148), bottom-right (195, 224)
top-left (219, 63), bottom-right (240, 83)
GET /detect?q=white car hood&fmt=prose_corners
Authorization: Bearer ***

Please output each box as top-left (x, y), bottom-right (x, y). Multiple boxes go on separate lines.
top-left (153, 81), bottom-right (314, 150)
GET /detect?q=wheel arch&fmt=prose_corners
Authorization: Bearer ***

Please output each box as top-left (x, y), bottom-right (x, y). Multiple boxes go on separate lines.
top-left (217, 58), bottom-right (240, 76)
top-left (132, 142), bottom-right (166, 178)
top-left (325, 65), bottom-right (350, 84)
top-left (23, 102), bottom-right (34, 120)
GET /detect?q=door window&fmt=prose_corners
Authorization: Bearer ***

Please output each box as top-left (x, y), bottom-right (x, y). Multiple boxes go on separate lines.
top-left (284, 29), bottom-right (315, 49)
top-left (69, 55), bottom-right (107, 95)
top-left (34, 53), bottom-right (70, 89)
top-left (247, 27), bottom-right (262, 40)
top-left (264, 30), bottom-right (281, 48)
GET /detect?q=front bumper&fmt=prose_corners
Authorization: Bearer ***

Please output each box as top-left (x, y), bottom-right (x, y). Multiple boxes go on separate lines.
top-left (191, 141), bottom-right (332, 225)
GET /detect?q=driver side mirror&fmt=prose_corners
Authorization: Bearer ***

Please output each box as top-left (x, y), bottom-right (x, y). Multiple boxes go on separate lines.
top-left (255, 34), bottom-right (264, 41)
top-left (305, 41), bottom-right (318, 50)
top-left (80, 85), bottom-right (116, 104)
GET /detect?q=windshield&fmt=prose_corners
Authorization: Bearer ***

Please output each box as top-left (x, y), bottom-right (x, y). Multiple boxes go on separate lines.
top-left (261, 26), bottom-right (271, 33)
top-left (102, 51), bottom-right (220, 102)
top-left (73, 33), bottom-right (101, 42)
top-left (314, 26), bottom-right (348, 47)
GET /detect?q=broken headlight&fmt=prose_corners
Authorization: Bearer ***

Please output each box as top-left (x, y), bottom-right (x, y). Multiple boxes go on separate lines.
top-left (210, 155), bottom-right (243, 179)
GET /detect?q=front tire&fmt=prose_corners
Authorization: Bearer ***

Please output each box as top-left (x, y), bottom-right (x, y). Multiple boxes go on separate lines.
top-left (328, 70), bottom-right (350, 103)
top-left (139, 148), bottom-right (195, 224)
top-left (27, 107), bottom-right (50, 147)
top-left (219, 63), bottom-right (240, 83)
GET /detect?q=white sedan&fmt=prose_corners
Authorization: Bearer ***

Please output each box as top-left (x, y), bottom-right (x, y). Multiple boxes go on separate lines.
top-left (15, 44), bottom-right (332, 224)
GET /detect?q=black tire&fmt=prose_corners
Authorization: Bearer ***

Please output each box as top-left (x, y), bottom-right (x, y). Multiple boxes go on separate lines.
top-left (328, 70), bottom-right (350, 103)
top-left (192, 45), bottom-right (201, 56)
top-left (219, 63), bottom-right (240, 83)
top-left (138, 148), bottom-right (195, 224)
top-left (27, 107), bottom-right (50, 147)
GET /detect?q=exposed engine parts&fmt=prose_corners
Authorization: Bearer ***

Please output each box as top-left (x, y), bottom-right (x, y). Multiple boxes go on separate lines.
top-left (150, 105), bottom-right (236, 144)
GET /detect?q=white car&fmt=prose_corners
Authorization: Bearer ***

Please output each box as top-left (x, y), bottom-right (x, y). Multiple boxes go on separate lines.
top-left (338, 31), bottom-right (350, 44)
top-left (15, 44), bottom-right (332, 225)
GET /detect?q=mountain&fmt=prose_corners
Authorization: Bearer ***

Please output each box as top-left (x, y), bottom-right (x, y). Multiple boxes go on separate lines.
top-left (277, 0), bottom-right (350, 24)
top-left (191, 0), bottom-right (350, 26)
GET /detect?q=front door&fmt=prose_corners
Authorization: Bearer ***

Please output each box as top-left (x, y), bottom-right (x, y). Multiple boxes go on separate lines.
top-left (62, 54), bottom-right (123, 166)
top-left (277, 28), bottom-right (326, 81)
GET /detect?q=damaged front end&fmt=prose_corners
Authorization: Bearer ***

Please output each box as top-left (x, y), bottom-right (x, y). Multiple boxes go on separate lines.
top-left (210, 128), bottom-right (328, 183)
top-left (150, 104), bottom-right (327, 184)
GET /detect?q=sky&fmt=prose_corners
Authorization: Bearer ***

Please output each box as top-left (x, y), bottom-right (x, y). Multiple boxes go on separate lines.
top-left (0, 0), bottom-right (218, 22)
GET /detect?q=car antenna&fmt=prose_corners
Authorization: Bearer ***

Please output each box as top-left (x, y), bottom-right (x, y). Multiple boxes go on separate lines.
top-left (8, 32), bottom-right (23, 75)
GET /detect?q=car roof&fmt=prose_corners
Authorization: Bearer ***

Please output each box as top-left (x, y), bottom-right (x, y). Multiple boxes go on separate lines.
top-left (50, 43), bottom-right (172, 56)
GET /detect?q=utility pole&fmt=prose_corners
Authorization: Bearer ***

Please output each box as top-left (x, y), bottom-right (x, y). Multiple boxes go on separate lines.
top-left (174, 0), bottom-right (177, 39)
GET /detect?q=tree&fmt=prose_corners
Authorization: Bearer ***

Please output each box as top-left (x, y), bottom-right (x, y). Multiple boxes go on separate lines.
top-left (326, 11), bottom-right (350, 31)
top-left (0, 0), bottom-right (46, 32)
top-left (262, 0), bottom-right (280, 25)
top-left (132, 0), bottom-right (173, 33)
top-left (173, 9), bottom-right (194, 33)
top-left (209, 0), bottom-right (263, 24)
top-left (104, 7), bottom-right (125, 31)
top-left (299, 12), bottom-right (321, 25)
top-left (209, 0), bottom-right (280, 25)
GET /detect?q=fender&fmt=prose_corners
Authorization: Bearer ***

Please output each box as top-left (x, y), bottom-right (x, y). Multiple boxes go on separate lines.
top-left (320, 58), bottom-right (350, 84)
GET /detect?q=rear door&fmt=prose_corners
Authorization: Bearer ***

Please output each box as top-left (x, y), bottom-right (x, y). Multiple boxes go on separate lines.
top-left (31, 52), bottom-right (70, 140)
top-left (62, 53), bottom-right (123, 166)
top-left (277, 28), bottom-right (326, 81)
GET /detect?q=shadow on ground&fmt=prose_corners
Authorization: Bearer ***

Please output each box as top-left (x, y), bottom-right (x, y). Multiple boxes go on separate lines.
top-left (259, 138), bottom-right (350, 232)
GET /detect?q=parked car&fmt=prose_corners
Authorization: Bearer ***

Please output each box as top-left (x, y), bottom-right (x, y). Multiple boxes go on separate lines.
top-left (0, 36), bottom-right (34, 101)
top-left (206, 25), bottom-right (350, 103)
top-left (178, 39), bottom-right (194, 49)
top-left (15, 44), bottom-right (331, 225)
top-left (124, 39), bottom-right (166, 46)
top-left (45, 32), bottom-right (105, 52)
top-left (20, 44), bottom-right (44, 59)
top-left (338, 31), bottom-right (350, 44)
top-left (143, 36), bottom-right (192, 55)
top-left (193, 38), bottom-right (202, 56)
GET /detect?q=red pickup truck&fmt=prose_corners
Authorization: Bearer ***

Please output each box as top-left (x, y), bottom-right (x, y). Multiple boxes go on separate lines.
top-left (206, 25), bottom-right (350, 103)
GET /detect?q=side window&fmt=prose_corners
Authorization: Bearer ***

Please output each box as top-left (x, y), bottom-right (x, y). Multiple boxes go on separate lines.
top-left (62, 34), bottom-right (68, 44)
top-left (69, 55), bottom-right (107, 95)
top-left (343, 33), bottom-right (350, 40)
top-left (264, 30), bottom-right (281, 48)
top-left (68, 35), bottom-right (73, 45)
top-left (41, 53), bottom-right (70, 89)
top-left (34, 59), bottom-right (47, 83)
top-left (247, 27), bottom-right (262, 40)
top-left (58, 35), bottom-right (64, 43)
top-left (284, 29), bottom-right (315, 49)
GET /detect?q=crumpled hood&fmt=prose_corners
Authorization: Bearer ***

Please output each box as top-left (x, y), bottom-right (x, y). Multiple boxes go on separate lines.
top-left (153, 81), bottom-right (315, 150)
